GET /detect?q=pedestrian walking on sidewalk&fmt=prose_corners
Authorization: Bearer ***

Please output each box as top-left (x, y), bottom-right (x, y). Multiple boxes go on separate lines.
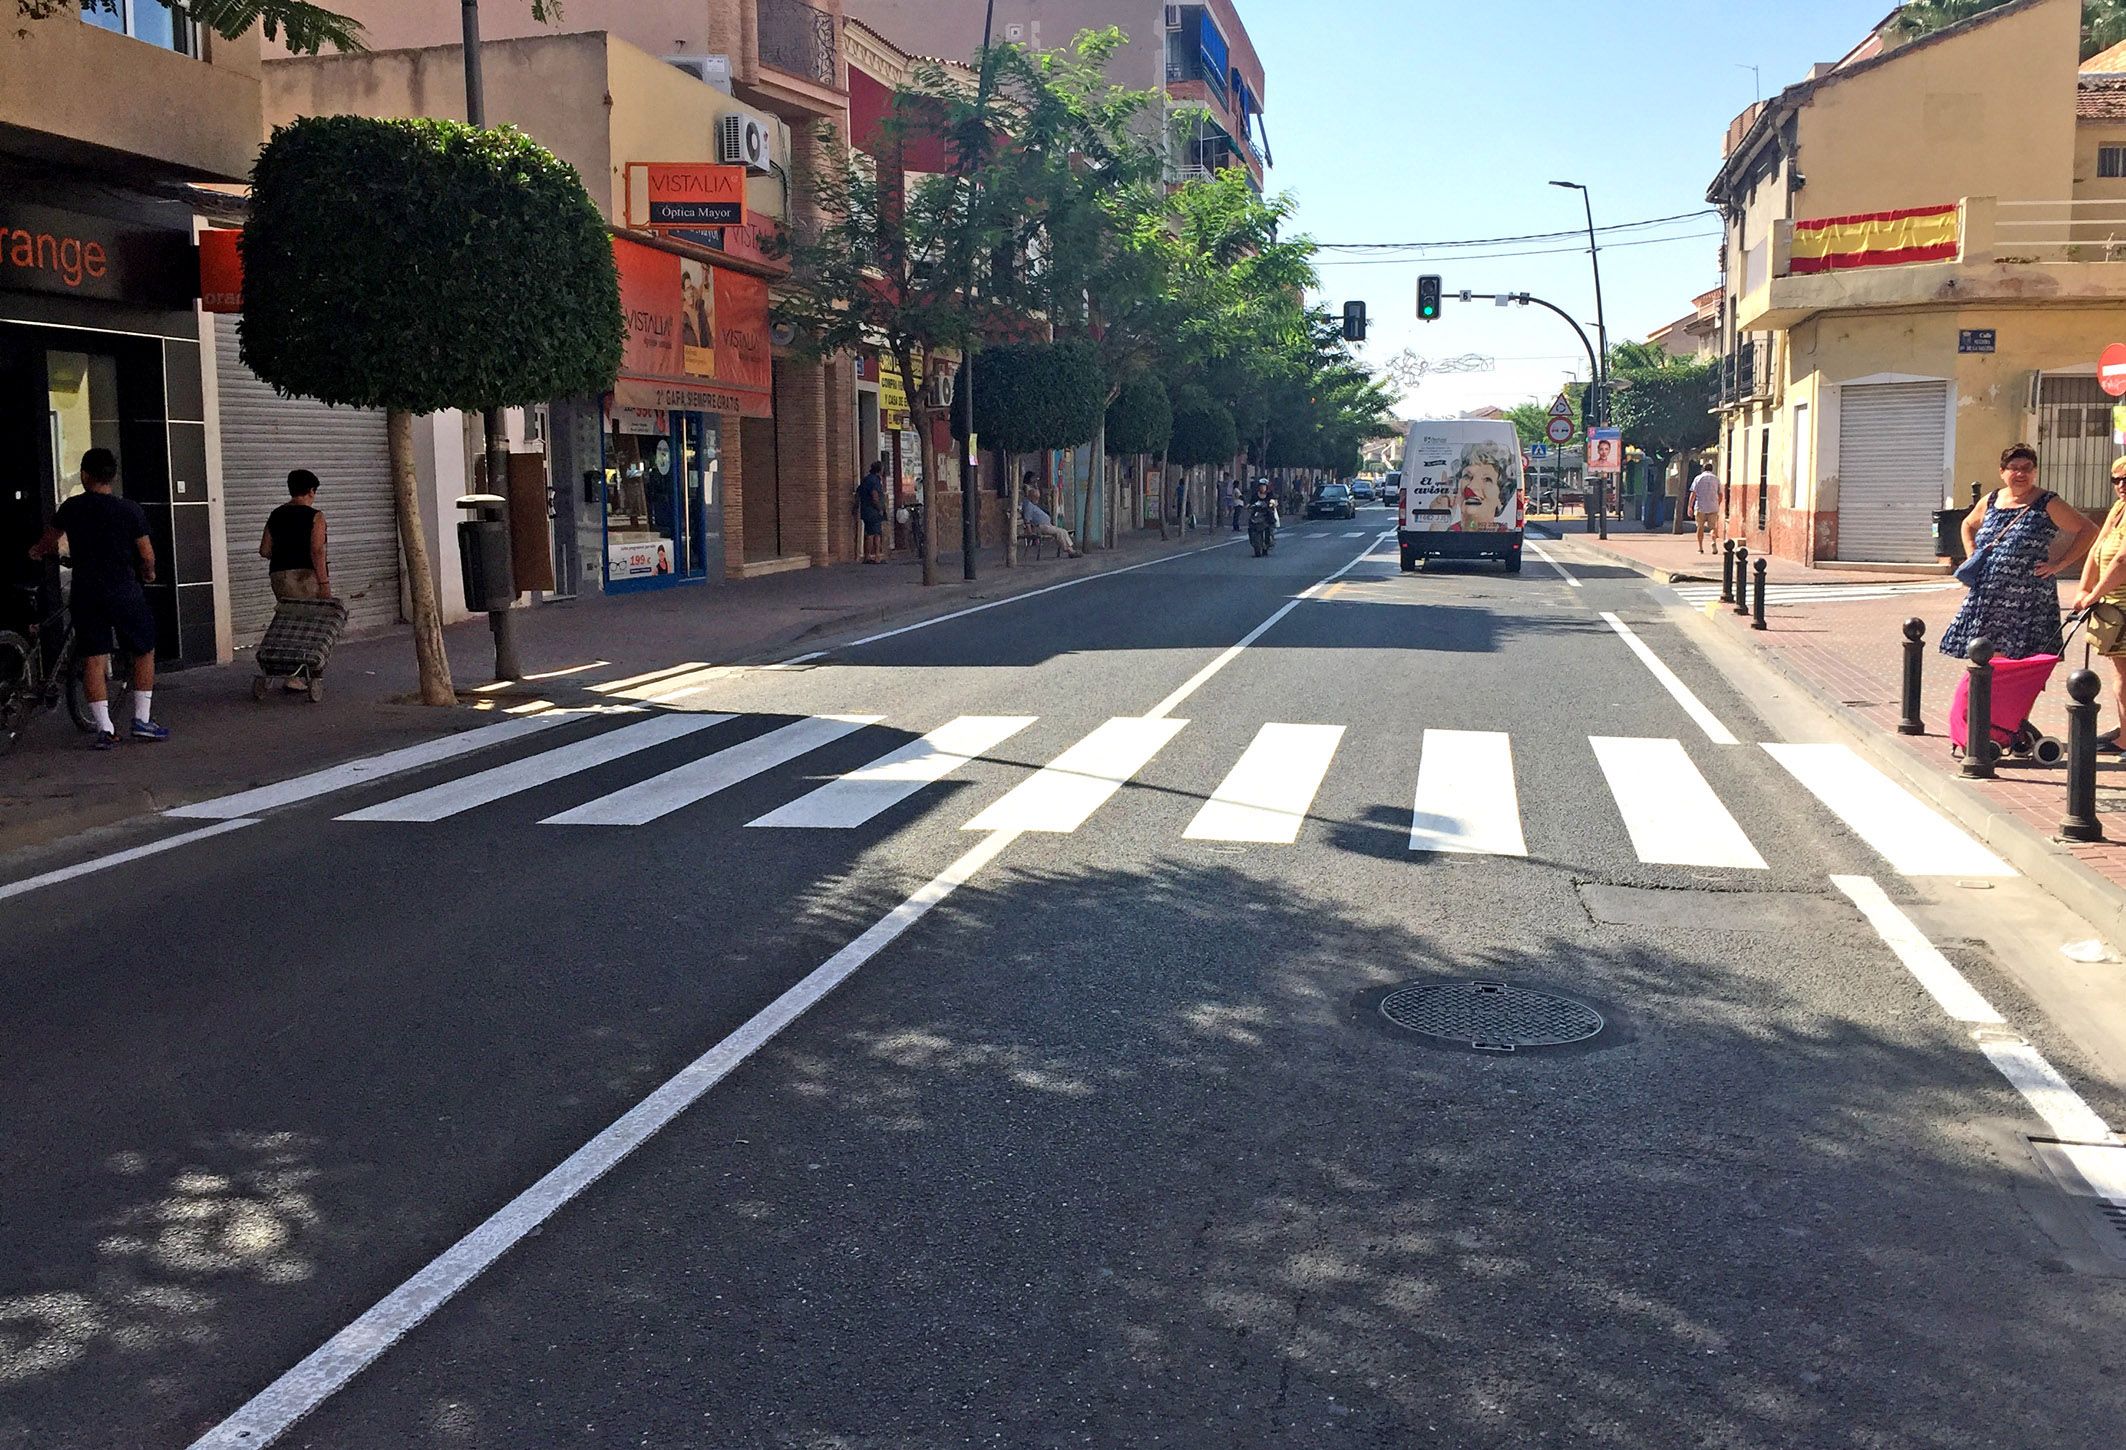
top-left (26, 448), bottom-right (166, 748)
top-left (1688, 466), bottom-right (1720, 552)
top-left (262, 470), bottom-right (331, 601)
top-left (855, 461), bottom-right (888, 564)
top-left (1941, 443), bottom-right (2094, 663)
top-left (2068, 456), bottom-right (2126, 747)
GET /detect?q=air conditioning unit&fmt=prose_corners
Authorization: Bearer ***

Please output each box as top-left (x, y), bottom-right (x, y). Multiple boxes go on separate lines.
top-left (1164, 4), bottom-right (1184, 29)
top-left (718, 112), bottom-right (774, 174)
top-left (1003, 22), bottom-right (1024, 42)
top-left (925, 369), bottom-right (955, 410)
top-left (665, 54), bottom-right (732, 93)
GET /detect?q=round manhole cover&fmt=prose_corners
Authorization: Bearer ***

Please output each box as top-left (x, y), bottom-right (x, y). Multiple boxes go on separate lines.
top-left (1379, 981), bottom-right (1604, 1052)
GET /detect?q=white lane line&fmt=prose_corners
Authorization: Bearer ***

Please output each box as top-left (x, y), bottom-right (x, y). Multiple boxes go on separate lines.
top-left (1830, 875), bottom-right (2004, 1023)
top-left (1767, 743), bottom-right (2014, 878)
top-left (1184, 723), bottom-right (1344, 844)
top-left (747, 716), bottom-right (1036, 830)
top-left (0, 819), bottom-right (258, 904)
top-left (1975, 1036), bottom-right (2123, 1145)
top-left (1598, 611), bottom-right (1738, 746)
top-left (1410, 729), bottom-right (1526, 856)
top-left (166, 715), bottom-right (576, 820)
top-left (186, 825), bottom-right (1023, 1450)
top-left (543, 714), bottom-right (881, 827)
top-left (1525, 539), bottom-right (1582, 588)
top-left (1592, 737), bottom-right (1765, 869)
top-left (1342, 530), bottom-right (1366, 538)
top-left (836, 537), bottom-right (1245, 653)
top-left (337, 714), bottom-right (733, 823)
top-left (1144, 538), bottom-right (1380, 720)
top-left (963, 717), bottom-right (1187, 834)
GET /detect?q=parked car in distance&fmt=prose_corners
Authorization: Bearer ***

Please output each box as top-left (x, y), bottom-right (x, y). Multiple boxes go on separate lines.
top-left (1350, 480), bottom-right (1377, 503)
top-left (1306, 482), bottom-right (1358, 520)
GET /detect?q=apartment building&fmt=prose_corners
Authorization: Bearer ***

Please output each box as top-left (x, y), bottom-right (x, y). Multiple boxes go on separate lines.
top-left (1708, 0), bottom-right (2126, 566)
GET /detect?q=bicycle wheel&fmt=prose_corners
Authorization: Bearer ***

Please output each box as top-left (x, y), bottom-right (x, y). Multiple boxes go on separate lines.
top-left (0, 631), bottom-right (32, 754)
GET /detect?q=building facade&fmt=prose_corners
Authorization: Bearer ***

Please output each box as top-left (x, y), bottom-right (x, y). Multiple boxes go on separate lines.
top-left (1709, 0), bottom-right (2126, 566)
top-left (0, 14), bottom-right (254, 667)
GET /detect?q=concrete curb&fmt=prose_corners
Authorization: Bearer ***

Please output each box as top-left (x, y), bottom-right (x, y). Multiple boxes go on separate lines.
top-left (1672, 596), bottom-right (2126, 948)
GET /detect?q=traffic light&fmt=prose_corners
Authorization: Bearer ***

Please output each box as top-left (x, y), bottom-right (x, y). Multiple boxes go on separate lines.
top-left (1341, 300), bottom-right (1367, 342)
top-left (1417, 274), bottom-right (1443, 321)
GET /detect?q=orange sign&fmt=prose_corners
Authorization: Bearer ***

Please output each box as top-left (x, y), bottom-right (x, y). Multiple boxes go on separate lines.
top-left (198, 228), bottom-right (243, 313)
top-left (611, 236), bottom-right (771, 418)
top-left (642, 164), bottom-right (747, 229)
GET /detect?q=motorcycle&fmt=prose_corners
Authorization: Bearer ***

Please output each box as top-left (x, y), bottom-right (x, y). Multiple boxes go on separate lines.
top-left (1248, 500), bottom-right (1278, 556)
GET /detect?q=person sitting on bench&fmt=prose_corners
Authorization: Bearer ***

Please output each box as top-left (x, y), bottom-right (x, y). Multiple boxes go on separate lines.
top-left (1020, 477), bottom-right (1079, 558)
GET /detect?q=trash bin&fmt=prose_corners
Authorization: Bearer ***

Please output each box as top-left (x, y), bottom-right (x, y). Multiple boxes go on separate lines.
top-left (1934, 507), bottom-right (1969, 564)
top-left (457, 493), bottom-right (516, 611)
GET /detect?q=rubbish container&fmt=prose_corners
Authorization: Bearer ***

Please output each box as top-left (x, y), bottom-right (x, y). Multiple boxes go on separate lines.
top-left (457, 493), bottom-right (516, 611)
top-left (1934, 507), bottom-right (1969, 564)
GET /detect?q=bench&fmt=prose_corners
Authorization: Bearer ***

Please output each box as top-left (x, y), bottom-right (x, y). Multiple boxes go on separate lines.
top-left (1017, 517), bottom-right (1058, 560)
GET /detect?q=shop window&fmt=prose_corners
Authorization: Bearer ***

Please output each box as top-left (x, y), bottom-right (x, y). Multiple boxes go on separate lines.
top-left (46, 350), bottom-right (122, 507)
top-left (80, 0), bottom-right (198, 56)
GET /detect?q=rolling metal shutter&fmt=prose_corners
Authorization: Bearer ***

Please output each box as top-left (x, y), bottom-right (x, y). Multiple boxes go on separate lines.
top-left (215, 316), bottom-right (400, 645)
top-left (1835, 381), bottom-right (1948, 563)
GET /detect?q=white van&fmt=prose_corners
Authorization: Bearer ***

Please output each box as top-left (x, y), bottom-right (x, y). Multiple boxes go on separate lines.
top-left (1395, 419), bottom-right (1525, 573)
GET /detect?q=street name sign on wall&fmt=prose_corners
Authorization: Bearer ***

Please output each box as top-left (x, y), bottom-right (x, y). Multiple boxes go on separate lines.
top-left (1957, 329), bottom-right (1996, 354)
top-left (2102, 342), bottom-right (2126, 398)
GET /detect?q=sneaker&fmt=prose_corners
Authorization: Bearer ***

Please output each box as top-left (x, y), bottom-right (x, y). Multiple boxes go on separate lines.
top-left (90, 730), bottom-right (119, 751)
top-left (130, 719), bottom-right (170, 743)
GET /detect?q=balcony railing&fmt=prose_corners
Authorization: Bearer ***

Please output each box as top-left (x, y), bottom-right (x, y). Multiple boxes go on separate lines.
top-left (1989, 198), bottom-right (2126, 263)
top-left (1719, 341), bottom-right (1758, 405)
top-left (759, 0), bottom-right (838, 88)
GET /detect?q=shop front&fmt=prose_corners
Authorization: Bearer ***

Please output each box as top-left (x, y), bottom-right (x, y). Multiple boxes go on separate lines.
top-left (0, 186), bottom-right (213, 664)
top-left (562, 235), bottom-right (771, 593)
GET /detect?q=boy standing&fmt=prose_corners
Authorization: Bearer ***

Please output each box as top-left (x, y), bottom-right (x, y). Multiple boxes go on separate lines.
top-left (28, 448), bottom-right (166, 748)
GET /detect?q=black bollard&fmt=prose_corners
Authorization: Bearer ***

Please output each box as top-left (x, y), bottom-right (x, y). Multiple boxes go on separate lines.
top-left (1962, 637), bottom-right (1997, 778)
top-left (1720, 539), bottom-right (1736, 604)
top-left (2061, 668), bottom-right (2106, 842)
top-left (1733, 542), bottom-right (1751, 616)
top-left (1898, 618), bottom-right (1927, 735)
top-left (1751, 557), bottom-right (1769, 630)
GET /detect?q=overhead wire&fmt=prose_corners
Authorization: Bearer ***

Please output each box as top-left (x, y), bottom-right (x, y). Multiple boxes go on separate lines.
top-left (1311, 231), bottom-right (1721, 268)
top-left (1312, 208), bottom-right (1718, 253)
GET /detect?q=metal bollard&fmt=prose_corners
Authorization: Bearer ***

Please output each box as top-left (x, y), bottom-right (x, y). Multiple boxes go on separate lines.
top-left (1898, 618), bottom-right (1926, 735)
top-left (1733, 542), bottom-right (1751, 616)
top-left (1720, 539), bottom-right (1736, 604)
top-left (1961, 637), bottom-right (1996, 778)
top-left (1751, 557), bottom-right (1769, 630)
top-left (2061, 668), bottom-right (2106, 842)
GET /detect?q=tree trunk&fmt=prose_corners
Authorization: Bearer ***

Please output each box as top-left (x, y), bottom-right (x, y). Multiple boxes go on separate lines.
top-left (1074, 443), bottom-right (1090, 553)
top-left (1005, 451), bottom-right (1020, 568)
top-left (388, 408), bottom-right (455, 707)
top-left (1156, 445), bottom-right (1170, 541)
top-left (1093, 411), bottom-right (1111, 551)
top-left (919, 405), bottom-right (938, 586)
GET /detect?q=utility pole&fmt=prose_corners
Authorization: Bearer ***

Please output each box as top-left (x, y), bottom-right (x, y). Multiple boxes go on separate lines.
top-left (955, 0), bottom-right (999, 582)
top-left (1551, 180), bottom-right (1610, 539)
top-left (463, 0), bottom-right (525, 679)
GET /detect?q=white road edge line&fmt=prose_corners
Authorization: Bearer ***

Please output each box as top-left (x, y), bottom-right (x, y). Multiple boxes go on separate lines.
top-left (1830, 875), bottom-right (2004, 1024)
top-left (1973, 1036), bottom-right (2123, 1147)
top-left (0, 819), bottom-right (258, 903)
top-left (1597, 611), bottom-right (1740, 746)
top-left (1145, 538), bottom-right (1381, 720)
top-left (187, 827), bottom-right (1024, 1450)
top-left (1524, 539), bottom-right (1582, 588)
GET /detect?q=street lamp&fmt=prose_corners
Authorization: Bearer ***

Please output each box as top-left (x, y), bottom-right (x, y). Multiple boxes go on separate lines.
top-left (1550, 180), bottom-right (1610, 538)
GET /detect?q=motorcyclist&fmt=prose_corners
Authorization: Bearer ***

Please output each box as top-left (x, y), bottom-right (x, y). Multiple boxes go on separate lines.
top-left (1248, 481), bottom-right (1279, 554)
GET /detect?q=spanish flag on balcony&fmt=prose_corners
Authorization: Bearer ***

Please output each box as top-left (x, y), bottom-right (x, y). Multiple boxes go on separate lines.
top-left (1789, 205), bottom-right (1959, 274)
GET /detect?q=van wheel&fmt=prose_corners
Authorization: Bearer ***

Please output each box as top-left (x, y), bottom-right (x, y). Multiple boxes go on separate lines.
top-left (1399, 547), bottom-right (1417, 573)
top-left (1504, 553), bottom-right (1523, 574)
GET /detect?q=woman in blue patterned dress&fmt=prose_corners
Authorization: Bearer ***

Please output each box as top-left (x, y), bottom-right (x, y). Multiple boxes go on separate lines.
top-left (1940, 444), bottom-right (2094, 661)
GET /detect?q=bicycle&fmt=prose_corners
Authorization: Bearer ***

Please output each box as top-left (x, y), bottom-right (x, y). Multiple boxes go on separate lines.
top-left (0, 569), bottom-right (129, 754)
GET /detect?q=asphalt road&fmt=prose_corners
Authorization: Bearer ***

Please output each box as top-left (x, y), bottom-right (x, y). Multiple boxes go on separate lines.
top-left (4, 512), bottom-right (2126, 1449)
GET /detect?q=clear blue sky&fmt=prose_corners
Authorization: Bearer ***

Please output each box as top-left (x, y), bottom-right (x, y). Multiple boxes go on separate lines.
top-left (1242, 0), bottom-right (1885, 417)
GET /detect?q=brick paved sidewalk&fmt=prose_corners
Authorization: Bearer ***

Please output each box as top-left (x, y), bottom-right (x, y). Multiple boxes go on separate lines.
top-left (0, 526), bottom-right (1235, 857)
top-left (1569, 527), bottom-right (2126, 899)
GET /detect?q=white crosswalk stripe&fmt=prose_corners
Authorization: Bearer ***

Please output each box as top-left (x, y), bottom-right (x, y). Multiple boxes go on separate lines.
top-left (747, 716), bottom-right (1036, 830)
top-left (963, 717), bottom-right (1187, 834)
top-left (1409, 729), bottom-right (1526, 855)
top-left (1591, 736), bottom-right (1765, 869)
top-left (1672, 580), bottom-right (1957, 607)
top-left (1184, 723), bottom-right (1344, 843)
top-left (338, 714), bottom-right (731, 823)
top-left (543, 714), bottom-right (882, 827)
top-left (1764, 742), bottom-right (2014, 876)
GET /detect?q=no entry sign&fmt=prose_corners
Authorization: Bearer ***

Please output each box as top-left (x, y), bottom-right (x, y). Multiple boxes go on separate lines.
top-left (2102, 342), bottom-right (2126, 397)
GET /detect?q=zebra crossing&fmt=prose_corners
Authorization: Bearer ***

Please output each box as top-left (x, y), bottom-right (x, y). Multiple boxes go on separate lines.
top-left (218, 707), bottom-right (2020, 880)
top-left (1671, 579), bottom-right (1958, 608)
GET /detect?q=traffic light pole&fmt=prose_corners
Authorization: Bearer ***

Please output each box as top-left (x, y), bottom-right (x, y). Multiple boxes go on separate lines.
top-left (1454, 290), bottom-right (1604, 530)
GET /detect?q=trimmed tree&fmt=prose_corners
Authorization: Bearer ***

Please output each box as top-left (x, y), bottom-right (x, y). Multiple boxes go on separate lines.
top-left (1105, 373), bottom-right (1171, 539)
top-left (1169, 400), bottom-right (1238, 509)
top-left (957, 339), bottom-right (1106, 563)
top-left (242, 115), bottom-right (621, 704)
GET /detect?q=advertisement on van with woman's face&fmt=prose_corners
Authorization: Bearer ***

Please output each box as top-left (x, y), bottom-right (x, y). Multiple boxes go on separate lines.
top-left (1402, 428), bottom-right (1523, 534)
